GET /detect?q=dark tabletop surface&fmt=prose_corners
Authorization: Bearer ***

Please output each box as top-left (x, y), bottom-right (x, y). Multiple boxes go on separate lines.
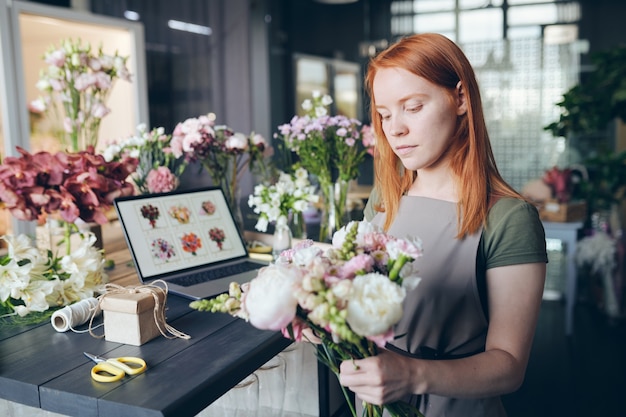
top-left (0, 222), bottom-right (290, 417)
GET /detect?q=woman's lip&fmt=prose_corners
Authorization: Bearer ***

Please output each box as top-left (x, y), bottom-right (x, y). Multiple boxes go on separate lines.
top-left (395, 145), bottom-right (416, 155)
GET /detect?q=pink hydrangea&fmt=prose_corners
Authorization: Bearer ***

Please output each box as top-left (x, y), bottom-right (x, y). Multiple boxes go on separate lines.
top-left (146, 166), bottom-right (179, 194)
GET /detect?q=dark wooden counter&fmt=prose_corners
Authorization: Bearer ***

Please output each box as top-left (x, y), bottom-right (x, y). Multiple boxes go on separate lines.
top-left (0, 221), bottom-right (291, 417)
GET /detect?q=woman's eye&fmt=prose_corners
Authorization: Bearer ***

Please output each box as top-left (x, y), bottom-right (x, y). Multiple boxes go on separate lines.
top-left (406, 106), bottom-right (421, 113)
top-left (380, 114), bottom-right (391, 121)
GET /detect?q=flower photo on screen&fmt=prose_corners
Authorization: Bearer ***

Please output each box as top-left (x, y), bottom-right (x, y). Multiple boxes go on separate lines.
top-left (141, 204), bottom-right (160, 228)
top-left (151, 237), bottom-right (176, 262)
top-left (208, 227), bottom-right (226, 250)
top-left (181, 233), bottom-right (202, 256)
top-left (168, 205), bottom-right (191, 224)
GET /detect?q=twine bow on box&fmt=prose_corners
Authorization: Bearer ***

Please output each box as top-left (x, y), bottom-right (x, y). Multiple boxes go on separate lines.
top-left (89, 280), bottom-right (191, 341)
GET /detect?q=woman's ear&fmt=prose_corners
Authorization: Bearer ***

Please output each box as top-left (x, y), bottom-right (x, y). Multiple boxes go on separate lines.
top-left (455, 81), bottom-right (468, 116)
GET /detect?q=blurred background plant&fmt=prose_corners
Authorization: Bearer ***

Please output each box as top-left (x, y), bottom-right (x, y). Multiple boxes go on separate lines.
top-left (29, 38), bottom-right (132, 152)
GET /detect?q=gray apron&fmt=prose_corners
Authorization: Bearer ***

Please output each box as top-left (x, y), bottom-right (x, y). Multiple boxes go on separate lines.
top-left (365, 196), bottom-right (507, 417)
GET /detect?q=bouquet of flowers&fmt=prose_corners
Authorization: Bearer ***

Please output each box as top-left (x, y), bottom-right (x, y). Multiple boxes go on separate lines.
top-left (0, 146), bottom-right (137, 254)
top-left (190, 220), bottom-right (425, 417)
top-left (247, 167), bottom-right (319, 233)
top-left (141, 204), bottom-right (160, 228)
top-left (170, 113), bottom-right (273, 220)
top-left (276, 91), bottom-right (375, 240)
top-left (103, 124), bottom-right (187, 194)
top-left (30, 38), bottom-right (132, 152)
top-left (0, 232), bottom-right (108, 318)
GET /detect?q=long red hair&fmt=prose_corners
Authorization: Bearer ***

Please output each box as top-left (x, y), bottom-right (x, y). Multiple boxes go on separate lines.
top-left (366, 33), bottom-right (521, 238)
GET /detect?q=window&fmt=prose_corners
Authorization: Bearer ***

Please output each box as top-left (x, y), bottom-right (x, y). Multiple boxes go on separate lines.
top-left (389, 0), bottom-right (582, 191)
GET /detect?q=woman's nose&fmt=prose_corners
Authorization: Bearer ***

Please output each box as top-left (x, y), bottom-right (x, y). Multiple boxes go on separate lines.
top-left (389, 116), bottom-right (408, 137)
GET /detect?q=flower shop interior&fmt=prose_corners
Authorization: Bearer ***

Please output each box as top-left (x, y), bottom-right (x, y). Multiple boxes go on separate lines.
top-left (0, 0), bottom-right (625, 416)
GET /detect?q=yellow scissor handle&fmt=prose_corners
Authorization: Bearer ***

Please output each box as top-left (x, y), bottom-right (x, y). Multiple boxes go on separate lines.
top-left (107, 357), bottom-right (147, 376)
top-left (91, 357), bottom-right (147, 382)
top-left (91, 362), bottom-right (126, 383)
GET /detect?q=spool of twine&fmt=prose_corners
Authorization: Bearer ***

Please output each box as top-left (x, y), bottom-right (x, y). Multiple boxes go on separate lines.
top-left (89, 280), bottom-right (191, 340)
top-left (51, 297), bottom-right (102, 333)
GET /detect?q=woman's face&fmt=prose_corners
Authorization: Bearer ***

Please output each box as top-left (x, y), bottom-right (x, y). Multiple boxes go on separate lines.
top-left (373, 67), bottom-right (466, 172)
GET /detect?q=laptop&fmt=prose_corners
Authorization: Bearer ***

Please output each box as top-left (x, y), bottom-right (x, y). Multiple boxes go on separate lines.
top-left (114, 186), bottom-right (268, 300)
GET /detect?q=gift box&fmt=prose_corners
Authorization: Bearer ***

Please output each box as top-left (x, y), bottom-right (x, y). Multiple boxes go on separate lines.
top-left (539, 199), bottom-right (587, 223)
top-left (101, 291), bottom-right (165, 346)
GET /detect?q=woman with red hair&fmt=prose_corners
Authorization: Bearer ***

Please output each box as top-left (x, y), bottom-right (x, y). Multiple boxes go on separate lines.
top-left (339, 33), bottom-right (548, 416)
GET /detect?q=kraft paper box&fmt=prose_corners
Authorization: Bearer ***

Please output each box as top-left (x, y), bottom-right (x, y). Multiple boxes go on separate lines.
top-left (101, 291), bottom-right (165, 346)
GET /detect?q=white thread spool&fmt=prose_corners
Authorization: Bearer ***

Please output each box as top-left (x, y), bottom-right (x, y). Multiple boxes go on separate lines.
top-left (51, 297), bottom-right (101, 333)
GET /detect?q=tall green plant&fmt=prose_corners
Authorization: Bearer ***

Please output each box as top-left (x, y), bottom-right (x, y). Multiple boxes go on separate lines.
top-left (544, 45), bottom-right (626, 139)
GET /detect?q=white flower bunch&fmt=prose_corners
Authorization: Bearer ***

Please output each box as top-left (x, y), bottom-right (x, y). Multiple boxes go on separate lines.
top-left (576, 231), bottom-right (617, 276)
top-left (0, 233), bottom-right (108, 317)
top-left (247, 167), bottom-right (319, 232)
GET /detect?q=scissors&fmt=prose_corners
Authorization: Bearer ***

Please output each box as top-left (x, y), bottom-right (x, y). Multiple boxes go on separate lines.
top-left (84, 352), bottom-right (147, 382)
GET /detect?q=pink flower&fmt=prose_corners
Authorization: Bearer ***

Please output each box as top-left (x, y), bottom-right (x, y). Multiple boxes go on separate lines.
top-left (44, 49), bottom-right (66, 67)
top-left (339, 254), bottom-right (375, 278)
top-left (281, 316), bottom-right (309, 341)
top-left (146, 166), bottom-right (179, 194)
top-left (225, 133), bottom-right (248, 152)
top-left (91, 102), bottom-right (110, 118)
top-left (0, 146), bottom-right (137, 224)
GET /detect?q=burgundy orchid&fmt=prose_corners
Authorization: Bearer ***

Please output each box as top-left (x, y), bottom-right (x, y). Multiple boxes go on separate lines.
top-left (0, 146), bottom-right (138, 225)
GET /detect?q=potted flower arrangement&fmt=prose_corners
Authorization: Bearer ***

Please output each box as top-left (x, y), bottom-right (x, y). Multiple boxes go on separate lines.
top-left (103, 123), bottom-right (188, 194)
top-left (248, 167), bottom-right (320, 257)
top-left (169, 113), bottom-right (272, 233)
top-left (276, 91), bottom-right (375, 242)
top-left (30, 38), bottom-right (132, 152)
top-left (0, 146), bottom-right (138, 254)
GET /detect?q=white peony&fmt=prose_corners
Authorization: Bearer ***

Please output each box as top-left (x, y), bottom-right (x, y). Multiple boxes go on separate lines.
top-left (243, 264), bottom-right (303, 330)
top-left (346, 272), bottom-right (406, 337)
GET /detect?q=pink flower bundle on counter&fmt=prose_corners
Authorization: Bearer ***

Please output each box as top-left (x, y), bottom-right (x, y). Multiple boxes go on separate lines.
top-left (191, 220), bottom-right (425, 417)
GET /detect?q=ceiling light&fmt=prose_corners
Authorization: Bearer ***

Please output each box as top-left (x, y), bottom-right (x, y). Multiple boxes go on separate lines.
top-left (168, 20), bottom-right (212, 36)
top-left (124, 10), bottom-right (140, 21)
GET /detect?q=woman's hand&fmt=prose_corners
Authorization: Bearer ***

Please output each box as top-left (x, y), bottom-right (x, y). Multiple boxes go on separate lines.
top-left (338, 349), bottom-right (418, 405)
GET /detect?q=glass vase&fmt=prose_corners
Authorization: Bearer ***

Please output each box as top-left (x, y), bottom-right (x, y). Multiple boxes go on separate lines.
top-left (319, 179), bottom-right (350, 243)
top-left (289, 210), bottom-right (307, 240)
top-left (36, 218), bottom-right (79, 256)
top-left (221, 177), bottom-right (244, 236)
top-left (273, 216), bottom-right (293, 260)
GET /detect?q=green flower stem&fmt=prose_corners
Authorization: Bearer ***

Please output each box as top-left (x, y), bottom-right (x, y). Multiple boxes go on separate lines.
top-left (63, 221), bottom-right (72, 256)
top-left (388, 254), bottom-right (410, 283)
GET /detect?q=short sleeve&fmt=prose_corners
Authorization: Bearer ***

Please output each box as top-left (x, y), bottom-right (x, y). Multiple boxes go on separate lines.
top-left (482, 198), bottom-right (548, 269)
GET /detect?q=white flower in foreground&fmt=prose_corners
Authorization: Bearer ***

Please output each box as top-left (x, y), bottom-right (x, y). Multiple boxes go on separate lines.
top-left (243, 264), bottom-right (303, 330)
top-left (11, 278), bottom-right (56, 316)
top-left (3, 234), bottom-right (40, 261)
top-left (346, 272), bottom-right (406, 337)
top-left (60, 233), bottom-right (102, 276)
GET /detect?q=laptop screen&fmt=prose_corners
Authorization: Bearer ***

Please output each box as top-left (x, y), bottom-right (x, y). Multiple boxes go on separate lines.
top-left (114, 187), bottom-right (249, 280)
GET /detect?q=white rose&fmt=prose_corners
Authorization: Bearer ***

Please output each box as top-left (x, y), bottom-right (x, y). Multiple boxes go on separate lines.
top-left (243, 264), bottom-right (303, 330)
top-left (346, 273), bottom-right (405, 337)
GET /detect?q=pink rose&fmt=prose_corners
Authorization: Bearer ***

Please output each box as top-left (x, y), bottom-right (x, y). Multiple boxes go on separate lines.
top-left (146, 166), bottom-right (179, 194)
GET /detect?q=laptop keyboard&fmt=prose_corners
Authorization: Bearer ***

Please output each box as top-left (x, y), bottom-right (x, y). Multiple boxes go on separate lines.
top-left (169, 261), bottom-right (262, 287)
